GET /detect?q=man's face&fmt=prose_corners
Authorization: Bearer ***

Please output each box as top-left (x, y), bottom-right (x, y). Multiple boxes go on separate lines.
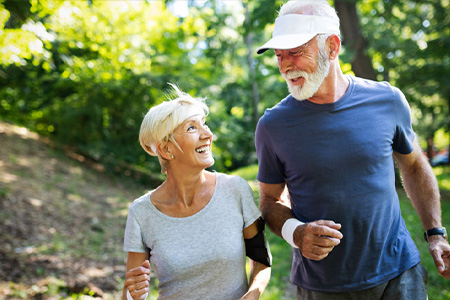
top-left (275, 37), bottom-right (330, 100)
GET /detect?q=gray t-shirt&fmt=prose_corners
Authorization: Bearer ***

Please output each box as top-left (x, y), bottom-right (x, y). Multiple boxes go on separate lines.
top-left (123, 172), bottom-right (261, 300)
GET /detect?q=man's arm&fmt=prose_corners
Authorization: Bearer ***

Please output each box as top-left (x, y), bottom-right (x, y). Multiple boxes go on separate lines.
top-left (394, 138), bottom-right (450, 278)
top-left (259, 182), bottom-right (294, 236)
top-left (259, 182), bottom-right (342, 261)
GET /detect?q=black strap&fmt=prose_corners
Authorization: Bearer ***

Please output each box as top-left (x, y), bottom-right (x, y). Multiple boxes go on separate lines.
top-left (244, 218), bottom-right (272, 267)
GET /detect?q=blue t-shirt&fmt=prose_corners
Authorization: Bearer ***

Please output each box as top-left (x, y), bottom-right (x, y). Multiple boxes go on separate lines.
top-left (255, 76), bottom-right (421, 292)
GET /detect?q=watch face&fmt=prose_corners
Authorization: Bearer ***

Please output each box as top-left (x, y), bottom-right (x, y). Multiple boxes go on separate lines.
top-left (437, 227), bottom-right (448, 238)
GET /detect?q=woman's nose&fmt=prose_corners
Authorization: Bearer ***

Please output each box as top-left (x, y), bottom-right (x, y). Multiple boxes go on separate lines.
top-left (201, 125), bottom-right (213, 139)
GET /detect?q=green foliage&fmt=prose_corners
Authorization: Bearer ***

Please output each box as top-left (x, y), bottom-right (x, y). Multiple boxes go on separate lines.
top-left (357, 0), bottom-right (450, 144)
top-left (1, 1), bottom-right (204, 175)
top-left (1, 0), bottom-right (278, 173)
top-left (1, 0), bottom-right (449, 175)
top-left (230, 163), bottom-right (259, 181)
top-left (435, 165), bottom-right (450, 191)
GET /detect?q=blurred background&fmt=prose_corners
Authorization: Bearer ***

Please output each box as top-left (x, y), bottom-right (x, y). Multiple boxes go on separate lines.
top-left (0, 0), bottom-right (449, 299)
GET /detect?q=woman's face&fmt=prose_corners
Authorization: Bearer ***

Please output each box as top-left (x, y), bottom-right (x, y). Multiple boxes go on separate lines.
top-left (171, 114), bottom-right (214, 170)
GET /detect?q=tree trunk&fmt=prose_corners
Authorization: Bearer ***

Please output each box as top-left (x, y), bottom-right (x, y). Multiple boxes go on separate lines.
top-left (334, 0), bottom-right (377, 81)
top-left (426, 136), bottom-right (435, 163)
top-left (448, 97), bottom-right (450, 165)
top-left (243, 0), bottom-right (260, 126)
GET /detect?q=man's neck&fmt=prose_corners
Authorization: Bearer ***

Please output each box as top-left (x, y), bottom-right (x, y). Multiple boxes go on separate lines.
top-left (307, 67), bottom-right (349, 105)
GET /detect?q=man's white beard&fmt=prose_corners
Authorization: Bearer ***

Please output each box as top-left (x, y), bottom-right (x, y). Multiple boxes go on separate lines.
top-left (282, 48), bottom-right (330, 101)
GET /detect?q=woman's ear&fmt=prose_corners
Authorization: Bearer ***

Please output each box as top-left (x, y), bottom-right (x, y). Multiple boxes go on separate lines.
top-left (157, 143), bottom-right (173, 160)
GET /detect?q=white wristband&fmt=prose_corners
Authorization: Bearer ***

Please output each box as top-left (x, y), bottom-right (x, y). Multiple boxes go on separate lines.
top-left (127, 289), bottom-right (148, 300)
top-left (281, 218), bottom-right (304, 248)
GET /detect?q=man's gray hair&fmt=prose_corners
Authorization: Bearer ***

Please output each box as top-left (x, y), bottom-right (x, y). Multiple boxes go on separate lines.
top-left (279, 0), bottom-right (341, 49)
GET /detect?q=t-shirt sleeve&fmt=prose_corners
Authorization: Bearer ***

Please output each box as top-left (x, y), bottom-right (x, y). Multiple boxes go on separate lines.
top-left (123, 207), bottom-right (148, 253)
top-left (392, 86), bottom-right (416, 154)
top-left (255, 117), bottom-right (285, 184)
top-left (236, 177), bottom-right (261, 228)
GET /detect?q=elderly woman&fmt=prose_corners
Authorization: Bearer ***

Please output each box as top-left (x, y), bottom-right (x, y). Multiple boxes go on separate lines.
top-left (122, 84), bottom-right (271, 300)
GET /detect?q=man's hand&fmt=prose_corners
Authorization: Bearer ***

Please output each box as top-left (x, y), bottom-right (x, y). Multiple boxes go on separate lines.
top-left (124, 260), bottom-right (151, 300)
top-left (428, 236), bottom-right (450, 279)
top-left (293, 220), bottom-right (343, 261)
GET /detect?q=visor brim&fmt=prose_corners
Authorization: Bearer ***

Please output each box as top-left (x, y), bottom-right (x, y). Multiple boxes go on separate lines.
top-left (256, 33), bottom-right (316, 54)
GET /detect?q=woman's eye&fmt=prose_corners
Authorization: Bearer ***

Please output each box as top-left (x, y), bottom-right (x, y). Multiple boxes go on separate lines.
top-left (187, 126), bottom-right (195, 132)
top-left (203, 123), bottom-right (209, 129)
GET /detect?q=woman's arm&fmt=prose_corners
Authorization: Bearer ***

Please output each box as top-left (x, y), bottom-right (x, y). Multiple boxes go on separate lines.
top-left (239, 259), bottom-right (271, 300)
top-left (239, 219), bottom-right (271, 300)
top-left (122, 252), bottom-right (151, 300)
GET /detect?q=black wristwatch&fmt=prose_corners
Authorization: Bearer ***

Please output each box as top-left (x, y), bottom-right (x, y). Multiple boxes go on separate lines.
top-left (424, 227), bottom-right (447, 242)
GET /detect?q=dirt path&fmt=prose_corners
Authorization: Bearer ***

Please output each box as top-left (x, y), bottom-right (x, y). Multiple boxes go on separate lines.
top-left (0, 121), bottom-right (152, 299)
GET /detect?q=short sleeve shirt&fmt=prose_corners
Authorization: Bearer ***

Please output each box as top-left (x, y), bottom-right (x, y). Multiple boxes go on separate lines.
top-left (255, 76), bottom-right (420, 292)
top-left (124, 172), bottom-right (261, 299)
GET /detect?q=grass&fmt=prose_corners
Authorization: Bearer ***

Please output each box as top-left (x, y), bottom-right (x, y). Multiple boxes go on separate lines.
top-left (400, 165), bottom-right (450, 300)
top-left (232, 164), bottom-right (450, 300)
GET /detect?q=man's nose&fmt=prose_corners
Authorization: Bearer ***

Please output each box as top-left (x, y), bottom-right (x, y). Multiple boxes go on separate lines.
top-left (278, 54), bottom-right (293, 74)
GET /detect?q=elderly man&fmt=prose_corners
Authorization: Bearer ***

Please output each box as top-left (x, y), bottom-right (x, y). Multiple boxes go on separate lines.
top-left (255, 0), bottom-right (450, 299)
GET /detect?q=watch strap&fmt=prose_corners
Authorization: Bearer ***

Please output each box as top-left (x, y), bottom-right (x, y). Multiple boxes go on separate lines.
top-left (424, 227), bottom-right (447, 242)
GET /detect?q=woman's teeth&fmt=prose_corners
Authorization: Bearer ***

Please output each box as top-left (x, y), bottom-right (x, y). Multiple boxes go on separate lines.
top-left (196, 146), bottom-right (209, 153)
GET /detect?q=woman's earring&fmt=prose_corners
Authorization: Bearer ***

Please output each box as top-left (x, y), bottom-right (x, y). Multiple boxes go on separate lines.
top-left (171, 155), bottom-right (175, 159)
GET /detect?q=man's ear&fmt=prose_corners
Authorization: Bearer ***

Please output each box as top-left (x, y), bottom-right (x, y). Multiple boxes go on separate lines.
top-left (157, 143), bottom-right (173, 160)
top-left (327, 34), bottom-right (341, 60)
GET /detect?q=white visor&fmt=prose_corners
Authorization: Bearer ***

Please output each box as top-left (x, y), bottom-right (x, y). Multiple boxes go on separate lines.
top-left (256, 14), bottom-right (340, 54)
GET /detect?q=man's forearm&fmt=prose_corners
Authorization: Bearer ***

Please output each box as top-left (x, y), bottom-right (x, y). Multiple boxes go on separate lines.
top-left (260, 197), bottom-right (295, 237)
top-left (400, 153), bottom-right (441, 230)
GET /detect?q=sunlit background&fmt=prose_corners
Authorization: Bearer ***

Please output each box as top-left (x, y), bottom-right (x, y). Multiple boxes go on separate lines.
top-left (1, 0), bottom-right (449, 299)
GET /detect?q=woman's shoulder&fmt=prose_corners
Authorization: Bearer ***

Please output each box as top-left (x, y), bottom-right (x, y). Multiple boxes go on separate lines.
top-left (215, 172), bottom-right (253, 197)
top-left (129, 191), bottom-right (152, 211)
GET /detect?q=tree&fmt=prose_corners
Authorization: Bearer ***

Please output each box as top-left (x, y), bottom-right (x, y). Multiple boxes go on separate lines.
top-left (1, 1), bottom-right (204, 175)
top-left (357, 0), bottom-right (450, 162)
top-left (335, 0), bottom-right (377, 80)
top-left (1, 0), bottom-right (274, 173)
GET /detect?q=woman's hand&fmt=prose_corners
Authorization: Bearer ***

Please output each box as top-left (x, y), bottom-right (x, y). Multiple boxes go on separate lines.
top-left (237, 287), bottom-right (262, 300)
top-left (123, 258), bottom-right (150, 300)
top-left (237, 260), bottom-right (271, 300)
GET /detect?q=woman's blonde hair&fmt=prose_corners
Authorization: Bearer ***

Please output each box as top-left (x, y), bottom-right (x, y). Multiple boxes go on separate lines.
top-left (139, 83), bottom-right (209, 174)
